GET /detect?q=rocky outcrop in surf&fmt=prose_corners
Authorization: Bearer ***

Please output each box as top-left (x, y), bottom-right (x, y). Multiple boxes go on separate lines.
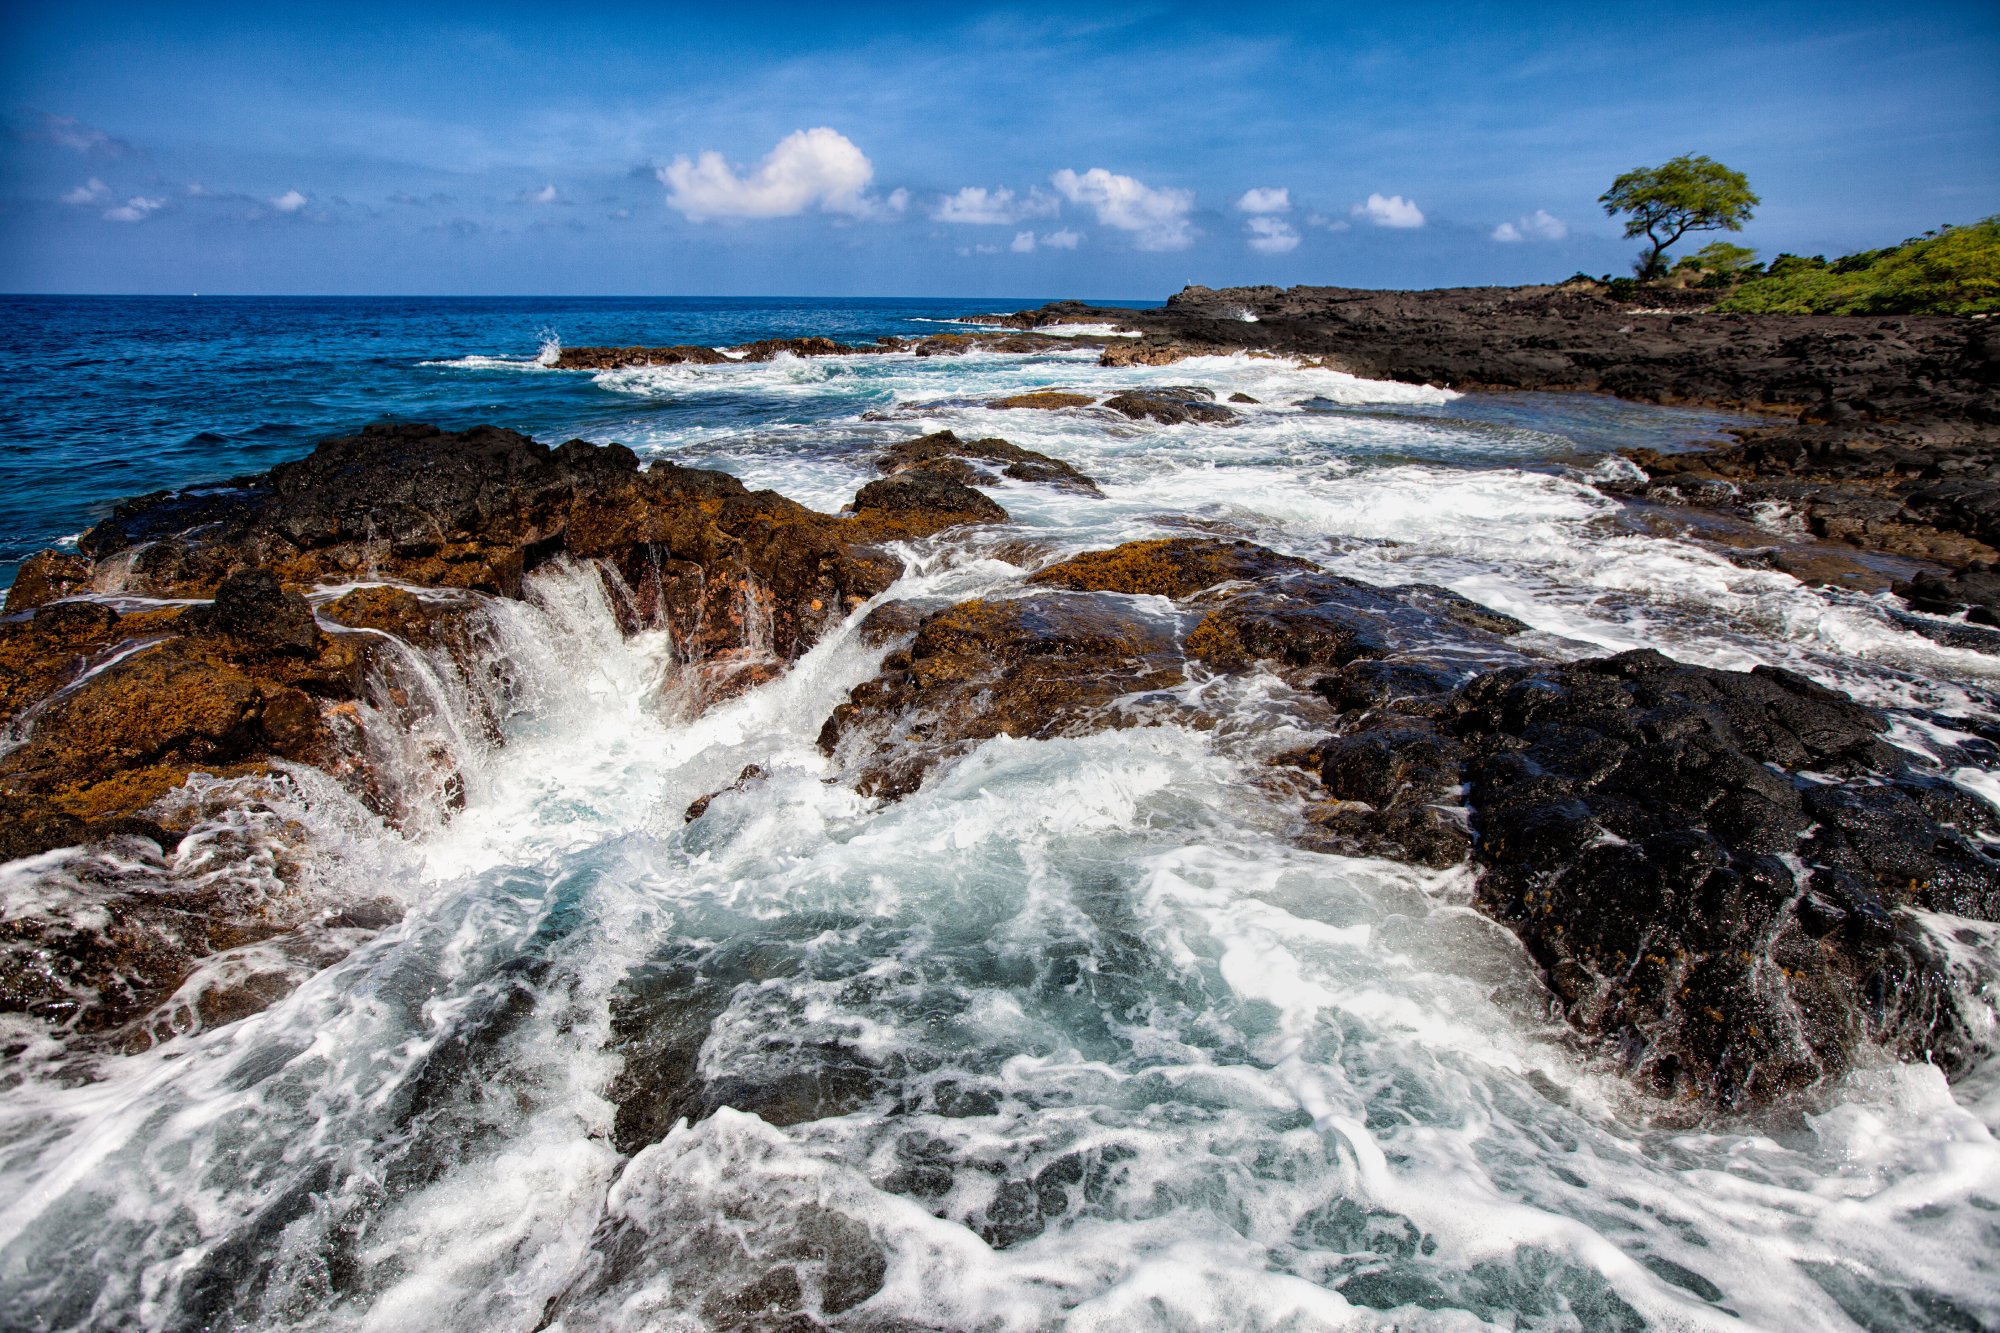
top-left (1312, 648), bottom-right (1999, 1108)
top-left (819, 537), bottom-right (1529, 800)
top-left (0, 421), bottom-right (1068, 1050)
top-left (2, 421), bottom-right (1072, 844)
top-left (816, 536), bottom-right (2000, 1110)
top-left (872, 429), bottom-right (1100, 495)
top-left (5, 423), bottom-right (1995, 1113)
top-left (987, 286), bottom-right (2000, 587)
top-left (550, 345), bottom-right (730, 370)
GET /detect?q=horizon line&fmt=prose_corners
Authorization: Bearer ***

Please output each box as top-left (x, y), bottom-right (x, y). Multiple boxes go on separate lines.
top-left (0, 291), bottom-right (1165, 303)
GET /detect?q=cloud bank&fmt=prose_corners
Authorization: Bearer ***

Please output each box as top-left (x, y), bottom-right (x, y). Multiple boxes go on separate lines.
top-left (1006, 228), bottom-right (1083, 254)
top-left (1245, 216), bottom-right (1299, 254)
top-left (1051, 168), bottom-right (1194, 251)
top-left (661, 128), bottom-right (906, 221)
top-left (1236, 187), bottom-right (1290, 215)
top-left (1353, 193), bottom-right (1425, 228)
top-left (1492, 209), bottom-right (1567, 242)
top-left (933, 186), bottom-right (1058, 225)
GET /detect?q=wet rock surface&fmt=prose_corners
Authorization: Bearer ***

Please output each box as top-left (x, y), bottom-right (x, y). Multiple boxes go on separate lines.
top-left (873, 429), bottom-right (1099, 495)
top-left (4, 422), bottom-right (1028, 853)
top-left (550, 344), bottom-right (729, 370)
top-left (1104, 387), bottom-right (1236, 425)
top-left (889, 330), bottom-right (1106, 357)
top-left (822, 534), bottom-right (2000, 1109)
top-left (72, 423), bottom-right (905, 662)
top-left (1311, 649), bottom-right (2000, 1107)
top-left (0, 422), bottom-right (1024, 1047)
top-left (823, 537), bottom-right (1531, 800)
top-left (992, 287), bottom-right (2000, 584)
top-left (988, 390), bottom-right (1097, 410)
top-left (818, 592), bottom-right (1187, 797)
top-left (1893, 563), bottom-right (2000, 626)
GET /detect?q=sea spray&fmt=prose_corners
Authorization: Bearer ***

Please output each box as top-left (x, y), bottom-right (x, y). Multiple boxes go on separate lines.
top-left (0, 302), bottom-right (1996, 1331)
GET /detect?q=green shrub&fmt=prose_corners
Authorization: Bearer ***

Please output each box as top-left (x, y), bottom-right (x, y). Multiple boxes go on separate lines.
top-left (1716, 217), bottom-right (2000, 314)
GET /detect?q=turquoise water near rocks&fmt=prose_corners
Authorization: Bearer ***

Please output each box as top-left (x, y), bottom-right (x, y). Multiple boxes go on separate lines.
top-left (2, 296), bottom-right (1997, 1332)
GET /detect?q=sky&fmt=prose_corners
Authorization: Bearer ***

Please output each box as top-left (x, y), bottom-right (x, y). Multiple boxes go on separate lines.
top-left (1, 1), bottom-right (1995, 297)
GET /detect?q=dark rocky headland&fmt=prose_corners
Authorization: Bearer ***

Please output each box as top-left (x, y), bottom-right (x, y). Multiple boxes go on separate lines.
top-left (3, 290), bottom-right (1997, 1118)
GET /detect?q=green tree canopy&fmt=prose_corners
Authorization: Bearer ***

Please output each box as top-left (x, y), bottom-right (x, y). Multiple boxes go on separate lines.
top-left (1600, 155), bottom-right (1759, 280)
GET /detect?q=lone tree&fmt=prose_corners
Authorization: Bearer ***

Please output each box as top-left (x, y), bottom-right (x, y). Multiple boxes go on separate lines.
top-left (1600, 155), bottom-right (1759, 280)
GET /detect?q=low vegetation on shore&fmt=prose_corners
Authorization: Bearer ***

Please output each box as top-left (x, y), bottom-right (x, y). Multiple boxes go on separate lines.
top-left (1610, 215), bottom-right (2000, 315)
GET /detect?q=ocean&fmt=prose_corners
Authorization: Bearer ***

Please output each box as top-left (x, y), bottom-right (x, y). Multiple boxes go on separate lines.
top-left (1, 295), bottom-right (1996, 1331)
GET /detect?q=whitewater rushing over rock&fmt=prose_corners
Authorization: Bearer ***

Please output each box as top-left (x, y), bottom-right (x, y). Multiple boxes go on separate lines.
top-left (2, 311), bottom-right (1998, 1332)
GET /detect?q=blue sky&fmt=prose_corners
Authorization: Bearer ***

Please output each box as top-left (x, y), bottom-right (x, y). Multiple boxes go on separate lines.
top-left (2, 1), bottom-right (1995, 296)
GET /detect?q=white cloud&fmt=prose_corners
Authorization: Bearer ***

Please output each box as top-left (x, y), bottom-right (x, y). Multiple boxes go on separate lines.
top-left (1246, 216), bottom-right (1300, 254)
top-left (1492, 209), bottom-right (1567, 243)
top-left (934, 186), bottom-right (1058, 225)
top-left (1353, 193), bottom-right (1425, 228)
top-left (61, 178), bottom-right (111, 206)
top-left (660, 127), bottom-right (904, 221)
top-left (1051, 167), bottom-right (1194, 251)
top-left (1006, 228), bottom-right (1083, 255)
top-left (519, 183), bottom-right (559, 205)
top-left (103, 195), bottom-right (166, 223)
top-left (1237, 187), bottom-right (1291, 215)
top-left (270, 189), bottom-right (309, 213)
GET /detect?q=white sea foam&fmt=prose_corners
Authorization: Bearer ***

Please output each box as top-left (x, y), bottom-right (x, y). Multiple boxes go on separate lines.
top-left (1028, 322), bottom-right (1142, 337)
top-left (2, 337), bottom-right (1996, 1331)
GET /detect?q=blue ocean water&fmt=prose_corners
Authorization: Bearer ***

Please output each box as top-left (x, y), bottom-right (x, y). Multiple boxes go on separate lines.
top-left (0, 294), bottom-right (1747, 593)
top-left (0, 295), bottom-right (1140, 589)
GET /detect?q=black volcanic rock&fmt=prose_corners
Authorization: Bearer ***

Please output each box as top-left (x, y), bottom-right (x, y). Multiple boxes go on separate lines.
top-left (1103, 388), bottom-right (1235, 425)
top-left (1309, 648), bottom-right (2000, 1108)
top-left (980, 286), bottom-right (2000, 573)
top-left (874, 429), bottom-right (1099, 495)
top-left (849, 467), bottom-right (1009, 533)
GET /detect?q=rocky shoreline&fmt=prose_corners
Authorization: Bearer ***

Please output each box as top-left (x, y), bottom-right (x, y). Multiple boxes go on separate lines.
top-left (982, 284), bottom-right (2000, 622)
top-left (3, 304), bottom-right (1998, 1116)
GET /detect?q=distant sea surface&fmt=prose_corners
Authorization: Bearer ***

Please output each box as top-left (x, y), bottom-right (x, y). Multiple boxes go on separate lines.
top-left (0, 295), bottom-right (1145, 588)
